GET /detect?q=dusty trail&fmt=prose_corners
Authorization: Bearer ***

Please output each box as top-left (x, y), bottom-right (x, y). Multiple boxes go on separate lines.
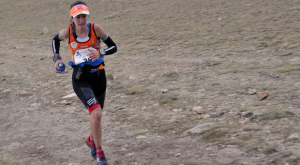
top-left (1, 0), bottom-right (300, 165)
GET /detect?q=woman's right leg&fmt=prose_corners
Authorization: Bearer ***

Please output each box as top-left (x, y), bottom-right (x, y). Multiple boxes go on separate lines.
top-left (89, 69), bottom-right (107, 164)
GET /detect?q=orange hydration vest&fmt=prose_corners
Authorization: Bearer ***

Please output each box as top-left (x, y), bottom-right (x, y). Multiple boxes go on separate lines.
top-left (69, 23), bottom-right (104, 70)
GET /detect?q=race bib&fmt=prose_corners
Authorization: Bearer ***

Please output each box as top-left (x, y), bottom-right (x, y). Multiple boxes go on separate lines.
top-left (74, 48), bottom-right (96, 64)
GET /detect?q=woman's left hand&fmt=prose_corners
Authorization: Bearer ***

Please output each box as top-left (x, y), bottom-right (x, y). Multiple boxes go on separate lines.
top-left (87, 48), bottom-right (100, 62)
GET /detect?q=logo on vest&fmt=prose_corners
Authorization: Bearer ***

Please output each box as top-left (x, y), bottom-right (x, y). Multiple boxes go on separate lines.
top-left (71, 42), bottom-right (77, 49)
top-left (92, 39), bottom-right (95, 47)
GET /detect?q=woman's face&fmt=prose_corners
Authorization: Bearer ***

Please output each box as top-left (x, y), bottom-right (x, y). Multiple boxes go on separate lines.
top-left (72, 14), bottom-right (88, 28)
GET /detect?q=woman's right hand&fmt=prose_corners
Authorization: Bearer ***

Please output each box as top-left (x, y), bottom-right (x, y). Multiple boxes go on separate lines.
top-left (55, 60), bottom-right (64, 73)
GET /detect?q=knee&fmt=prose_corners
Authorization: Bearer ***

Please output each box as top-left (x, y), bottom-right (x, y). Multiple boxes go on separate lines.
top-left (91, 107), bottom-right (102, 121)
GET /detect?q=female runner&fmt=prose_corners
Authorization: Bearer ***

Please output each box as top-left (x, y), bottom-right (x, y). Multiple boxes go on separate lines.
top-left (52, 1), bottom-right (117, 164)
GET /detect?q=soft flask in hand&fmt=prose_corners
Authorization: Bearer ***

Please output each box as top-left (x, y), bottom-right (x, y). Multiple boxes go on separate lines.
top-left (56, 63), bottom-right (65, 72)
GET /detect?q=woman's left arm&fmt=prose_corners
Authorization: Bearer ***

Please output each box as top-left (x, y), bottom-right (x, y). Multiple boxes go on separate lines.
top-left (94, 24), bottom-right (117, 56)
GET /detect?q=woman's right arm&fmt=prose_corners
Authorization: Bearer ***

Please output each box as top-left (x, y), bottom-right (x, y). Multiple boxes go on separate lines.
top-left (52, 29), bottom-right (69, 73)
top-left (58, 29), bottom-right (70, 40)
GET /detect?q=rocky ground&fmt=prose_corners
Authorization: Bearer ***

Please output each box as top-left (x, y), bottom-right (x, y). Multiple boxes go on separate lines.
top-left (0, 0), bottom-right (300, 165)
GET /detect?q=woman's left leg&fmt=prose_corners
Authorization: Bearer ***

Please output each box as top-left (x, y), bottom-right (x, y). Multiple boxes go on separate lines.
top-left (90, 107), bottom-right (103, 148)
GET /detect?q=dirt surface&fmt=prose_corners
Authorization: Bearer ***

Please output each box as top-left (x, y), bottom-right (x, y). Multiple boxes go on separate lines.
top-left (1, 0), bottom-right (300, 165)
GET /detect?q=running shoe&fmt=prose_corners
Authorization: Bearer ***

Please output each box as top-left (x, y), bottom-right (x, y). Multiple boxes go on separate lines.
top-left (86, 136), bottom-right (96, 159)
top-left (97, 150), bottom-right (108, 165)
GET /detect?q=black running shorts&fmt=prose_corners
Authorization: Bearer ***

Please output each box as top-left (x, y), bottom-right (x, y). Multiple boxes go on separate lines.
top-left (72, 69), bottom-right (107, 113)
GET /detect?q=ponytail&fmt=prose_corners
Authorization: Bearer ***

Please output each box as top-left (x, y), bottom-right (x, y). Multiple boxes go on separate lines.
top-left (69, 18), bottom-right (74, 28)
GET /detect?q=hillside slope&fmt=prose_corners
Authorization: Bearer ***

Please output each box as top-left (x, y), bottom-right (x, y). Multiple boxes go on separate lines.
top-left (0, 0), bottom-right (300, 164)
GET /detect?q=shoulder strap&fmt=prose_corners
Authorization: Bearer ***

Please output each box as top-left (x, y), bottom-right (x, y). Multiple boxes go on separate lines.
top-left (88, 23), bottom-right (91, 38)
top-left (68, 27), bottom-right (71, 44)
top-left (91, 23), bottom-right (100, 39)
top-left (71, 23), bottom-right (92, 41)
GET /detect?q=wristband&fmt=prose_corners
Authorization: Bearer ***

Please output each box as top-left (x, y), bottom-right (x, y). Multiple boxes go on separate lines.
top-left (53, 53), bottom-right (62, 62)
top-left (100, 49), bottom-right (106, 55)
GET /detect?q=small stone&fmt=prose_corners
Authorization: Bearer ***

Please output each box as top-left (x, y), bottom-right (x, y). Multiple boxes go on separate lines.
top-left (239, 120), bottom-right (247, 124)
top-left (209, 113), bottom-right (219, 118)
top-left (2, 78), bottom-right (5, 81)
top-left (228, 109), bottom-right (240, 117)
top-left (172, 109), bottom-right (179, 112)
top-left (241, 112), bottom-right (253, 118)
top-left (127, 153), bottom-right (134, 157)
top-left (62, 93), bottom-right (77, 99)
top-left (30, 103), bottom-right (40, 108)
top-left (175, 153), bottom-right (181, 157)
top-left (161, 89), bottom-right (169, 93)
top-left (293, 6), bottom-right (300, 10)
top-left (56, 100), bottom-right (72, 105)
top-left (136, 135), bottom-right (147, 139)
top-left (43, 28), bottom-right (48, 34)
top-left (239, 118), bottom-right (251, 124)
top-left (153, 103), bottom-right (159, 106)
top-left (105, 13), bottom-right (118, 19)
top-left (20, 91), bottom-right (33, 97)
top-left (219, 54), bottom-right (227, 58)
top-left (192, 106), bottom-right (205, 114)
top-left (202, 114), bottom-right (210, 119)
top-left (149, 74), bottom-right (157, 79)
top-left (8, 142), bottom-right (22, 150)
top-left (184, 123), bottom-right (213, 135)
top-left (60, 100), bottom-right (67, 104)
top-left (210, 112), bottom-right (224, 118)
top-left (129, 75), bottom-right (137, 80)
top-left (280, 52), bottom-right (292, 56)
top-left (141, 106), bottom-right (147, 110)
top-left (287, 133), bottom-right (299, 140)
top-left (247, 88), bottom-right (257, 95)
top-left (3, 89), bottom-right (12, 94)
top-left (259, 91), bottom-right (268, 100)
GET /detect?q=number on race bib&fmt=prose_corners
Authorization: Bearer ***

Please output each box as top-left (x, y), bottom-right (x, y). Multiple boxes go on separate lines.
top-left (74, 48), bottom-right (96, 64)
